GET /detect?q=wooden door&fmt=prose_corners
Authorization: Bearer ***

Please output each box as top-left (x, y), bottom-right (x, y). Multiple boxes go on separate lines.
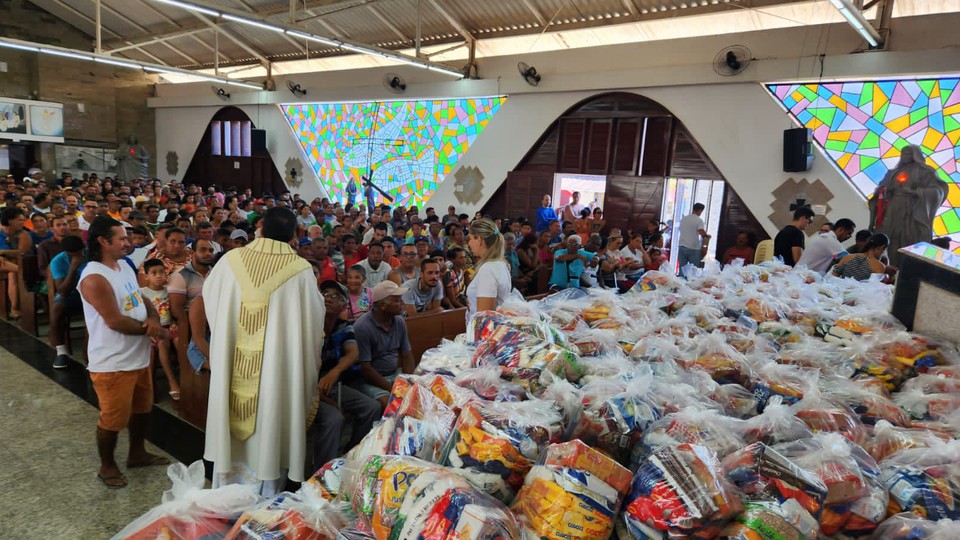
top-left (604, 176), bottom-right (664, 237)
top-left (482, 170), bottom-right (555, 224)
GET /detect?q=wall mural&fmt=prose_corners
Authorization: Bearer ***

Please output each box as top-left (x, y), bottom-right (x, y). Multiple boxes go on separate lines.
top-left (766, 79), bottom-right (960, 251)
top-left (280, 97), bottom-right (506, 208)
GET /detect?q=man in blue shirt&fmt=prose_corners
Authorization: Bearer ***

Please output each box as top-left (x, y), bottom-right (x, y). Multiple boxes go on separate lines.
top-left (549, 234), bottom-right (596, 289)
top-left (49, 235), bottom-right (87, 368)
top-left (535, 194), bottom-right (559, 233)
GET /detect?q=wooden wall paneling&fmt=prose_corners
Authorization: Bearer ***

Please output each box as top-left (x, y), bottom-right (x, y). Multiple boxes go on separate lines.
top-left (558, 119), bottom-right (586, 172)
top-left (604, 176), bottom-right (664, 236)
top-left (669, 123), bottom-right (723, 180)
top-left (641, 117), bottom-right (671, 177)
top-left (519, 127), bottom-right (560, 172)
top-left (611, 119), bottom-right (641, 175)
top-left (716, 182), bottom-right (771, 262)
top-left (481, 170), bottom-right (555, 223)
top-left (585, 119), bottom-right (613, 174)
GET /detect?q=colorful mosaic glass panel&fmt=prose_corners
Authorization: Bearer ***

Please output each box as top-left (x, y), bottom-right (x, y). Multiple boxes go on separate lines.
top-left (766, 79), bottom-right (960, 251)
top-left (281, 97), bottom-right (505, 208)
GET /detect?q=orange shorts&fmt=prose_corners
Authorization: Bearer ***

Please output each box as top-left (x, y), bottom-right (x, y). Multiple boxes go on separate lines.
top-left (90, 368), bottom-right (154, 431)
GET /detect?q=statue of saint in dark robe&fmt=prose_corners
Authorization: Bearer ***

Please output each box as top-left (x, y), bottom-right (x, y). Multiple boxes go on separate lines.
top-left (868, 145), bottom-right (948, 266)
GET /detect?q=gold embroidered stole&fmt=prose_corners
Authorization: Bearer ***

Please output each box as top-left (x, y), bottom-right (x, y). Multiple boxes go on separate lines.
top-left (226, 238), bottom-right (310, 441)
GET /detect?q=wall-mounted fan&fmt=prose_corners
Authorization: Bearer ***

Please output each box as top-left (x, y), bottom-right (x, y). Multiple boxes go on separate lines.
top-left (211, 86), bottom-right (230, 100)
top-left (713, 45), bottom-right (753, 76)
top-left (383, 73), bottom-right (406, 94)
top-left (517, 62), bottom-right (541, 86)
top-left (287, 80), bottom-right (307, 97)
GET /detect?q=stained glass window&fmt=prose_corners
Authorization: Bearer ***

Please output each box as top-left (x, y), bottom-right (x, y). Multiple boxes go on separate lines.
top-left (766, 79), bottom-right (960, 251)
top-left (280, 97), bottom-right (505, 208)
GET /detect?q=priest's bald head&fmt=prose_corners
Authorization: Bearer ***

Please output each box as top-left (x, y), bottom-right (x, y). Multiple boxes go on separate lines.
top-left (262, 207), bottom-right (298, 242)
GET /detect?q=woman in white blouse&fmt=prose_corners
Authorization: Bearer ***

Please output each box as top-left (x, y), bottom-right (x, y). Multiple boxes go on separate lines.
top-left (465, 218), bottom-right (512, 318)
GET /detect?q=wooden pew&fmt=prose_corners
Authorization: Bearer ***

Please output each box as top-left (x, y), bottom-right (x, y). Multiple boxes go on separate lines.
top-left (17, 254), bottom-right (45, 336)
top-left (0, 274), bottom-right (7, 321)
top-left (405, 307), bottom-right (467, 363)
top-left (176, 338), bottom-right (210, 430)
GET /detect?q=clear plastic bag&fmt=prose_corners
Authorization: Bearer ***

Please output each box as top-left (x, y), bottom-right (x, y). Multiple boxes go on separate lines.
top-left (741, 396), bottom-right (814, 445)
top-left (225, 489), bottom-right (348, 540)
top-left (416, 339), bottom-right (475, 377)
top-left (303, 458), bottom-right (348, 502)
top-left (472, 324), bottom-right (584, 389)
top-left (894, 388), bottom-right (960, 423)
top-left (512, 440), bottom-right (633, 540)
top-left (114, 460), bottom-right (262, 540)
top-left (622, 443), bottom-right (744, 539)
top-left (865, 420), bottom-right (953, 463)
top-left (751, 362), bottom-right (819, 412)
top-left (822, 376), bottom-right (911, 427)
top-left (722, 442), bottom-right (828, 521)
top-left (790, 387), bottom-right (869, 445)
top-left (683, 332), bottom-right (753, 386)
top-left (773, 432), bottom-right (887, 537)
top-left (718, 499), bottom-right (821, 540)
top-left (869, 512), bottom-right (960, 539)
top-left (633, 406), bottom-right (745, 468)
top-left (439, 399), bottom-right (564, 503)
top-left (570, 376), bottom-right (662, 465)
top-left (454, 364), bottom-right (528, 402)
top-left (879, 439), bottom-right (960, 520)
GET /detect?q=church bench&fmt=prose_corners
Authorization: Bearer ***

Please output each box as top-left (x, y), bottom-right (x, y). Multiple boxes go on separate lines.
top-left (17, 254), bottom-right (45, 337)
top-left (406, 307), bottom-right (467, 363)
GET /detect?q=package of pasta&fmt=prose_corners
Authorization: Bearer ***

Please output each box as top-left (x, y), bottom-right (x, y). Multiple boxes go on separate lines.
top-left (789, 388), bottom-right (868, 445)
top-left (718, 499), bottom-right (821, 540)
top-left (741, 396), bottom-right (814, 446)
top-left (439, 399), bottom-right (563, 503)
top-left (865, 420), bottom-right (953, 463)
top-left (751, 362), bottom-right (818, 412)
top-left (114, 460), bottom-right (262, 540)
top-left (621, 443), bottom-right (744, 539)
top-left (382, 374), bottom-right (422, 418)
top-left (632, 406), bottom-right (745, 468)
top-left (225, 489), bottom-right (348, 540)
top-left (387, 468), bottom-right (522, 540)
top-left (472, 324), bottom-right (584, 388)
top-left (512, 440), bottom-right (633, 540)
top-left (772, 433), bottom-right (887, 537)
top-left (571, 377), bottom-right (662, 465)
top-left (343, 455), bottom-right (445, 540)
top-left (894, 388), bottom-right (960, 423)
top-left (455, 364), bottom-right (527, 402)
top-left (416, 339), bottom-right (475, 377)
top-left (303, 458), bottom-right (348, 501)
top-left (467, 309), bottom-right (565, 347)
top-left (879, 439), bottom-right (960, 520)
top-left (869, 512), bottom-right (960, 539)
top-left (722, 442), bottom-right (827, 519)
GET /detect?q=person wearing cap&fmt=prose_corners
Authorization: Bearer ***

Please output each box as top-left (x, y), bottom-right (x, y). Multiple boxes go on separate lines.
top-left (229, 229), bottom-right (248, 249)
top-left (351, 280), bottom-right (414, 408)
top-left (311, 279), bottom-right (381, 467)
top-left (203, 206), bottom-right (324, 495)
top-left (548, 233), bottom-right (596, 290)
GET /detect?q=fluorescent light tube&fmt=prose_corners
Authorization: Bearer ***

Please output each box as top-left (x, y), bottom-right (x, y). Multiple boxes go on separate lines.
top-left (153, 0), bottom-right (220, 17)
top-left (0, 41), bottom-right (39, 52)
top-left (286, 30), bottom-right (338, 46)
top-left (95, 57), bottom-right (142, 69)
top-left (40, 48), bottom-right (93, 60)
top-left (221, 13), bottom-right (284, 33)
top-left (144, 66), bottom-right (180, 75)
top-left (340, 43), bottom-right (374, 55)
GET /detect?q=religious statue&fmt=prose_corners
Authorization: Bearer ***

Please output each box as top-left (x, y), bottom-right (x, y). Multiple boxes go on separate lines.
top-left (868, 145), bottom-right (948, 266)
top-left (115, 135), bottom-right (150, 180)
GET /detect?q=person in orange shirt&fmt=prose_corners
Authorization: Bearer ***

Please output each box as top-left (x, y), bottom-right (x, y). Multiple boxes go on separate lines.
top-left (381, 241), bottom-right (402, 268)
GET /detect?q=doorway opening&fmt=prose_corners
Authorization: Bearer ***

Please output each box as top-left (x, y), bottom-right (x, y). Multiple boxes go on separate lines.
top-left (552, 173), bottom-right (607, 218)
top-left (660, 178), bottom-right (725, 274)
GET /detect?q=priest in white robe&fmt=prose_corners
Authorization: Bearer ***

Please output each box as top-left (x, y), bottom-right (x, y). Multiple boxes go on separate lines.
top-left (203, 206), bottom-right (324, 494)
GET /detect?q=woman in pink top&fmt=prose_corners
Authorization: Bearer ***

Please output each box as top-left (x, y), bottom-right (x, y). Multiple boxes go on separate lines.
top-left (341, 265), bottom-right (373, 322)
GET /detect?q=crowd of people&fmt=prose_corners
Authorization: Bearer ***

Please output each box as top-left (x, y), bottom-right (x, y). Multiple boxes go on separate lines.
top-left (2, 147), bottom-right (951, 492)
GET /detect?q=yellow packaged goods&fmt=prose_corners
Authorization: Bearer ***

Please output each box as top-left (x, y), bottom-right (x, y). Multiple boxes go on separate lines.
top-left (345, 456), bottom-right (443, 540)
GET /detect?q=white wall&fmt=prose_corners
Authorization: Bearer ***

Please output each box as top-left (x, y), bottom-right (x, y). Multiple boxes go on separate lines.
top-left (151, 11), bottom-right (959, 234)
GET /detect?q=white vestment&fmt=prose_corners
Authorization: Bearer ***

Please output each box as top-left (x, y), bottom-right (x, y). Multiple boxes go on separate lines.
top-left (202, 238), bottom-right (324, 489)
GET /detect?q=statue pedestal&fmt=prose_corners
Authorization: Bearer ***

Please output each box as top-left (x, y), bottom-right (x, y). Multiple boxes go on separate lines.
top-left (891, 242), bottom-right (960, 343)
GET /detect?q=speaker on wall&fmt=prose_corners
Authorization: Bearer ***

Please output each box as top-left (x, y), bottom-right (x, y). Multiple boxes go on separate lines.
top-left (251, 129), bottom-right (267, 153)
top-left (783, 127), bottom-right (813, 172)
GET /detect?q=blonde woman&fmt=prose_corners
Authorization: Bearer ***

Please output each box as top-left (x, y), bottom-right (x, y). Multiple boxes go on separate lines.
top-left (465, 218), bottom-right (511, 318)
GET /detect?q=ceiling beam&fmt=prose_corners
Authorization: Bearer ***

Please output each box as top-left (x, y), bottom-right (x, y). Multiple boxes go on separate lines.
top-left (620, 0), bottom-right (639, 16)
top-left (46, 0), bottom-right (173, 64)
top-left (101, 0), bottom-right (204, 65)
top-left (161, 40), bottom-right (201, 64)
top-left (105, 28), bottom-right (210, 53)
top-left (192, 11), bottom-right (271, 65)
top-left (424, 0), bottom-right (475, 44)
top-left (188, 32), bottom-right (233, 63)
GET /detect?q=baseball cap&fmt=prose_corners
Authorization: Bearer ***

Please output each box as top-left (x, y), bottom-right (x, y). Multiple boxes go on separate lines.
top-left (371, 280), bottom-right (408, 302)
top-left (230, 229), bottom-right (249, 241)
top-left (319, 280), bottom-right (348, 297)
top-left (298, 236), bottom-right (313, 246)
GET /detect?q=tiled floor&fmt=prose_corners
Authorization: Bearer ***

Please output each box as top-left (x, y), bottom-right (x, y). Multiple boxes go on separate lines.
top-left (0, 316), bottom-right (211, 538)
top-left (0, 346), bottom-right (175, 538)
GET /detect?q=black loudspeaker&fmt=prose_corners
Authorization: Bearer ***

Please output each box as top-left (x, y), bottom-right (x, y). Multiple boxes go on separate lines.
top-left (783, 127), bottom-right (813, 172)
top-left (251, 129), bottom-right (267, 153)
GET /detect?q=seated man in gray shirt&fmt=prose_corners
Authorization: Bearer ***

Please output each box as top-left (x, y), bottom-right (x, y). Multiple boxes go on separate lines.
top-left (402, 258), bottom-right (444, 317)
top-left (352, 280), bottom-right (415, 408)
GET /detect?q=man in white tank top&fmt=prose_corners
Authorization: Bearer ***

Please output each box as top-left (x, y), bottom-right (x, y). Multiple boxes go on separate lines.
top-left (78, 217), bottom-right (170, 489)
